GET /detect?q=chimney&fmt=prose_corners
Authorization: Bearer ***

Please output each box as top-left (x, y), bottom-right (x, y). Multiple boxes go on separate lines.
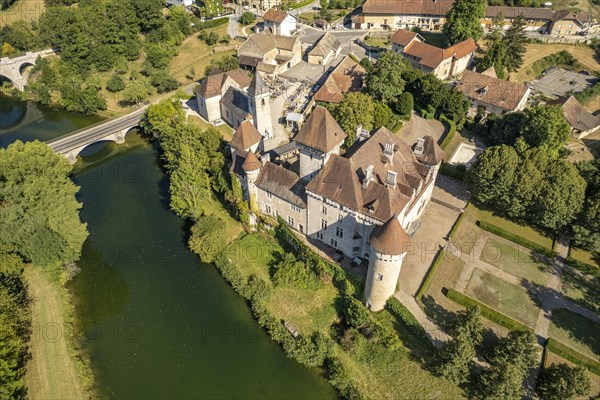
top-left (414, 137), bottom-right (425, 157)
top-left (383, 141), bottom-right (394, 164)
top-left (385, 171), bottom-right (397, 189)
top-left (363, 165), bottom-right (374, 188)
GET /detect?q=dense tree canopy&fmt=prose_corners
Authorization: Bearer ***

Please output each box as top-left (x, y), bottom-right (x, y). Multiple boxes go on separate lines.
top-left (366, 51), bottom-right (407, 103)
top-left (444, 0), bottom-right (486, 44)
top-left (572, 159), bottom-right (600, 252)
top-left (333, 92), bottom-right (375, 146)
top-left (0, 141), bottom-right (88, 265)
top-left (520, 105), bottom-right (571, 158)
top-left (188, 215), bottom-right (228, 263)
top-left (503, 15), bottom-right (528, 72)
top-left (536, 363), bottom-right (591, 400)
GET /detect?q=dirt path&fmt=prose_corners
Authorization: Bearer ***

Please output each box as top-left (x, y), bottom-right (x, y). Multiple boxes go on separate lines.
top-left (24, 266), bottom-right (86, 400)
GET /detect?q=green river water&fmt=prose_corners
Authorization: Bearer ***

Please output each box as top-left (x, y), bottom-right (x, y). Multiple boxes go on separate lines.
top-left (0, 96), bottom-right (337, 399)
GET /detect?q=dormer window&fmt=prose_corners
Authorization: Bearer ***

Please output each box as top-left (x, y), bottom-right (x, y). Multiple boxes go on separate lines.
top-left (385, 171), bottom-right (397, 189)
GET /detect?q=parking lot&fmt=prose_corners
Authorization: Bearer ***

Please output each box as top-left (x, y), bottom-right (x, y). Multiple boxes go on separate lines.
top-left (532, 67), bottom-right (598, 99)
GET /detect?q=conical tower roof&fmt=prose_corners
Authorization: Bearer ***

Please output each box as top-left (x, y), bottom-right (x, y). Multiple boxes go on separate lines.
top-left (242, 151), bottom-right (261, 171)
top-left (370, 214), bottom-right (410, 256)
top-left (248, 72), bottom-right (269, 97)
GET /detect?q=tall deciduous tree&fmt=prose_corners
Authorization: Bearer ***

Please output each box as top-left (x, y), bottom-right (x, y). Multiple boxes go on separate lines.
top-left (573, 159), bottom-right (600, 252)
top-left (468, 145), bottom-right (520, 204)
top-left (333, 92), bottom-right (375, 147)
top-left (521, 105), bottom-right (571, 158)
top-left (0, 141), bottom-right (88, 265)
top-left (366, 51), bottom-right (407, 104)
top-left (188, 215), bottom-right (228, 263)
top-left (443, 0), bottom-right (486, 44)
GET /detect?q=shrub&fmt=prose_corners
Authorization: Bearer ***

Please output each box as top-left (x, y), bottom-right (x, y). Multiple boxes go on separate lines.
top-left (150, 70), bottom-right (178, 93)
top-left (199, 30), bottom-right (219, 45)
top-left (386, 297), bottom-right (430, 345)
top-left (196, 17), bottom-right (228, 29)
top-left (445, 288), bottom-right (533, 332)
top-left (439, 115), bottom-right (456, 150)
top-left (342, 296), bottom-right (370, 329)
top-left (272, 253), bottom-right (319, 289)
top-left (448, 211), bottom-right (465, 240)
top-left (188, 215), bottom-right (229, 263)
top-left (284, 332), bottom-right (333, 367)
top-left (476, 220), bottom-right (557, 258)
top-left (395, 92), bottom-right (413, 118)
top-left (239, 11), bottom-right (255, 25)
top-left (439, 162), bottom-right (466, 181)
top-left (326, 357), bottom-right (363, 400)
top-left (546, 338), bottom-right (600, 376)
top-left (106, 74), bottom-right (125, 93)
top-left (415, 250), bottom-right (444, 302)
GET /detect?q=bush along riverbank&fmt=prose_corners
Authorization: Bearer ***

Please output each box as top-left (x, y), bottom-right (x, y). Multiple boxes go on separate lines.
top-left (142, 97), bottom-right (466, 400)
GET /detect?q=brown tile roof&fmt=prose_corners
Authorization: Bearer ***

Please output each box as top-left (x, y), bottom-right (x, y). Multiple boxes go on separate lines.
top-left (242, 151), bottom-right (262, 171)
top-left (390, 29), bottom-right (418, 47)
top-left (314, 56), bottom-right (366, 103)
top-left (196, 68), bottom-right (252, 98)
top-left (362, 0), bottom-right (454, 16)
top-left (308, 32), bottom-right (342, 57)
top-left (549, 96), bottom-right (600, 133)
top-left (370, 214), bottom-right (411, 255)
top-left (415, 135), bottom-right (444, 165)
top-left (306, 127), bottom-right (429, 222)
top-left (263, 8), bottom-right (288, 23)
top-left (485, 6), bottom-right (554, 20)
top-left (552, 9), bottom-right (590, 24)
top-left (456, 70), bottom-right (530, 112)
top-left (238, 31), bottom-right (298, 59)
top-left (401, 36), bottom-right (476, 69)
top-left (256, 162), bottom-right (307, 208)
top-left (294, 106), bottom-right (346, 152)
top-left (231, 120), bottom-right (263, 151)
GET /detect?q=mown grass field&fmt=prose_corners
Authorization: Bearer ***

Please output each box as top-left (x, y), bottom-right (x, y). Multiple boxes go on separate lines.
top-left (188, 115), bottom-right (234, 141)
top-left (24, 266), bottom-right (87, 399)
top-left (0, 0), bottom-right (44, 28)
top-left (549, 308), bottom-right (600, 360)
top-left (511, 44), bottom-right (600, 82)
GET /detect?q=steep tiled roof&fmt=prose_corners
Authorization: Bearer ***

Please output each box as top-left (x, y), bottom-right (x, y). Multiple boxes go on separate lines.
top-left (256, 162), bottom-right (307, 208)
top-left (231, 120), bottom-right (263, 151)
top-left (238, 31), bottom-right (298, 59)
top-left (370, 214), bottom-right (411, 255)
top-left (248, 72), bottom-right (269, 96)
top-left (485, 6), bottom-right (554, 20)
top-left (263, 8), bottom-right (288, 23)
top-left (552, 9), bottom-right (590, 24)
top-left (306, 127), bottom-right (429, 222)
top-left (390, 29), bottom-right (418, 47)
top-left (294, 106), bottom-right (346, 153)
top-left (362, 0), bottom-right (454, 16)
top-left (242, 151), bottom-right (261, 171)
top-left (549, 96), bottom-right (600, 133)
top-left (415, 135), bottom-right (444, 165)
top-left (196, 68), bottom-right (252, 98)
top-left (308, 32), bottom-right (341, 57)
top-left (314, 56), bottom-right (366, 104)
top-left (456, 70), bottom-right (530, 112)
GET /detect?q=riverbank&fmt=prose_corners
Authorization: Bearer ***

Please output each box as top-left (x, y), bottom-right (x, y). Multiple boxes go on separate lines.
top-left (23, 265), bottom-right (93, 399)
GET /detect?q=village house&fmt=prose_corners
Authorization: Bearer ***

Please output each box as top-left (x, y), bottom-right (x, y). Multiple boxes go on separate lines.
top-left (483, 6), bottom-right (556, 33)
top-left (259, 0), bottom-right (281, 11)
top-left (390, 28), bottom-right (477, 80)
top-left (195, 69), bottom-right (274, 137)
top-left (307, 32), bottom-right (342, 65)
top-left (352, 0), bottom-right (454, 31)
top-left (313, 55), bottom-right (366, 104)
top-left (262, 8), bottom-right (297, 36)
top-left (455, 68), bottom-right (531, 116)
top-left (548, 96), bottom-right (600, 139)
top-left (237, 30), bottom-right (302, 76)
top-left (230, 105), bottom-right (444, 311)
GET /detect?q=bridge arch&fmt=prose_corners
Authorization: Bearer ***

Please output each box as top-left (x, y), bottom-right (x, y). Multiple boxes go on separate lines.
top-left (61, 125), bottom-right (140, 164)
top-left (18, 61), bottom-right (35, 75)
top-left (0, 72), bottom-right (19, 89)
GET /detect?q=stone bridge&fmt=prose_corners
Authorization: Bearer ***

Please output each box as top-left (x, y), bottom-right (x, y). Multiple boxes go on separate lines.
top-left (0, 49), bottom-right (56, 90)
top-left (46, 106), bottom-right (148, 164)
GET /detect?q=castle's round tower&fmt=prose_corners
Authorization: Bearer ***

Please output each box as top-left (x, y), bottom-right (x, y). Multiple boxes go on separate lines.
top-left (364, 214), bottom-right (410, 311)
top-left (242, 151), bottom-right (261, 210)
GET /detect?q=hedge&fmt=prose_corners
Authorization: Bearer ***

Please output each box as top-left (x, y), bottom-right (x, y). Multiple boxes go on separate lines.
top-left (546, 338), bottom-right (600, 376)
top-left (386, 297), bottom-right (432, 351)
top-left (196, 17), bottom-right (229, 29)
top-left (445, 288), bottom-right (534, 333)
top-left (415, 250), bottom-right (444, 302)
top-left (476, 220), bottom-right (557, 258)
top-left (448, 211), bottom-right (465, 240)
top-left (439, 162), bottom-right (466, 181)
top-left (439, 116), bottom-right (456, 151)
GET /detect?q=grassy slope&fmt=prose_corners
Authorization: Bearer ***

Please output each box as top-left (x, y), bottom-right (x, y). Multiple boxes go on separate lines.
top-left (24, 266), bottom-right (86, 399)
top-left (549, 308), bottom-right (600, 360)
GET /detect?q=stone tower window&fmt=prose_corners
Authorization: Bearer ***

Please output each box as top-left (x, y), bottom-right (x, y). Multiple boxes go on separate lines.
top-left (375, 273), bottom-right (384, 281)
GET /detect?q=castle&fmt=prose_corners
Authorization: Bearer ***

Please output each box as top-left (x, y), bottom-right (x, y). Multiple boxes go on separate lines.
top-left (230, 106), bottom-right (443, 311)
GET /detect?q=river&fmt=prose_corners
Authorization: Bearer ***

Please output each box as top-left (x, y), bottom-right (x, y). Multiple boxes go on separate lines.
top-left (0, 96), bottom-right (337, 399)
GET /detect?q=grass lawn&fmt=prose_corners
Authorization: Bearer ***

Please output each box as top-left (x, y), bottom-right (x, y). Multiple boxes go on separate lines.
top-left (364, 35), bottom-right (390, 49)
top-left (549, 308), bottom-right (600, 360)
top-left (333, 314), bottom-right (466, 400)
top-left (225, 232), bottom-right (281, 282)
top-left (570, 247), bottom-right (600, 268)
top-left (419, 31), bottom-right (449, 48)
top-left (466, 269), bottom-right (539, 327)
top-left (480, 238), bottom-right (551, 286)
top-left (560, 265), bottom-right (600, 314)
top-left (298, 12), bottom-right (316, 22)
top-left (511, 44), bottom-right (600, 82)
top-left (203, 194), bottom-right (243, 241)
top-left (0, 0), bottom-right (44, 28)
top-left (188, 115), bottom-right (234, 142)
top-left (24, 266), bottom-right (88, 399)
top-left (544, 351), bottom-right (600, 397)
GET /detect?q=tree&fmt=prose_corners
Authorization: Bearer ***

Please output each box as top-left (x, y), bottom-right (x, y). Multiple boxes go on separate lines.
top-left (395, 92), bottom-right (413, 118)
top-left (188, 215), bottom-right (228, 263)
top-left (140, 97), bottom-right (186, 139)
top-left (106, 74), bottom-right (126, 92)
top-left (443, 0), bottom-right (486, 44)
top-left (480, 14), bottom-right (507, 79)
top-left (130, 0), bottom-right (164, 32)
top-left (150, 70), bottom-right (178, 93)
top-left (272, 253), bottom-right (317, 289)
top-left (503, 15), bottom-right (527, 73)
top-left (0, 141), bottom-right (88, 265)
top-left (487, 112), bottom-right (527, 146)
top-left (536, 363), bottom-right (590, 400)
top-left (366, 51), bottom-right (407, 103)
top-left (121, 78), bottom-right (151, 105)
top-left (239, 11), bottom-right (255, 25)
top-left (333, 92), bottom-right (374, 147)
top-left (373, 101), bottom-right (393, 129)
top-left (435, 307), bottom-right (483, 384)
top-left (573, 159), bottom-right (600, 252)
top-left (342, 296), bottom-right (370, 329)
top-left (468, 145), bottom-right (520, 205)
top-left (521, 105), bottom-right (571, 158)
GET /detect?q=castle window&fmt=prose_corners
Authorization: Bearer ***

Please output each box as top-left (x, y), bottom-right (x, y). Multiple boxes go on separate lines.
top-left (265, 205), bottom-right (271, 214)
top-left (317, 232), bottom-right (323, 240)
top-left (321, 219), bottom-right (327, 230)
top-left (299, 224), bottom-right (304, 233)
top-left (375, 273), bottom-right (384, 281)
top-left (322, 206), bottom-right (327, 215)
top-left (338, 214), bottom-right (343, 222)
top-left (261, 98), bottom-right (265, 106)
top-left (267, 191), bottom-right (272, 199)
top-left (287, 216), bottom-right (294, 226)
top-left (291, 204), bottom-right (301, 212)
top-left (330, 238), bottom-right (338, 248)
top-left (352, 246), bottom-right (360, 252)
top-left (275, 210), bottom-right (279, 217)
top-left (335, 227), bottom-right (343, 238)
